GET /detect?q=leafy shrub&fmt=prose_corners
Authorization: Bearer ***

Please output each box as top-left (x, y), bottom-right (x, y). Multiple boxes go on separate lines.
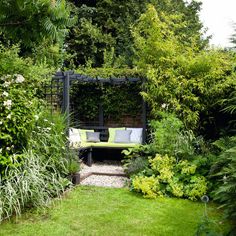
top-left (122, 145), bottom-right (154, 176)
top-left (149, 112), bottom-right (198, 160)
top-left (132, 175), bottom-right (160, 199)
top-left (131, 154), bottom-right (208, 200)
top-left (124, 156), bottom-right (149, 177)
top-left (0, 44), bottom-right (51, 172)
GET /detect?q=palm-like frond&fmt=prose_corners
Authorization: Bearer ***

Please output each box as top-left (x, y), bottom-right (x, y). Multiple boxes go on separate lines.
top-left (0, 0), bottom-right (76, 48)
top-left (221, 91), bottom-right (236, 114)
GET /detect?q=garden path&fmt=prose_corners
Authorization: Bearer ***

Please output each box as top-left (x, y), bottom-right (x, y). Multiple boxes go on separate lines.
top-left (80, 161), bottom-right (128, 188)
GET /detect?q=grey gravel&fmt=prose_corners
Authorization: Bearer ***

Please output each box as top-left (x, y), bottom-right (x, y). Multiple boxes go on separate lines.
top-left (80, 162), bottom-right (128, 188)
top-left (80, 174), bottom-right (128, 188)
top-left (80, 162), bottom-right (124, 175)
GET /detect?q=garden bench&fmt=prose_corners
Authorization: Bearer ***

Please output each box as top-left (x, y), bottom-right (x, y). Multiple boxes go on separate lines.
top-left (70, 126), bottom-right (143, 166)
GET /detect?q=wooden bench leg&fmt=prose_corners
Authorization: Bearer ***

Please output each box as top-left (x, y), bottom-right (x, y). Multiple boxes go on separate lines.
top-left (87, 148), bottom-right (93, 167)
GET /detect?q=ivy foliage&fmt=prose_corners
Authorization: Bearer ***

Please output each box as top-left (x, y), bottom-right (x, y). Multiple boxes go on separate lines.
top-left (133, 5), bottom-right (236, 132)
top-left (70, 68), bottom-right (143, 122)
top-left (76, 67), bottom-right (144, 79)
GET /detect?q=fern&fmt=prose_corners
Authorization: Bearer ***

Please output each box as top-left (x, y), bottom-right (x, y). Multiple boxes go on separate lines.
top-left (211, 136), bottom-right (236, 232)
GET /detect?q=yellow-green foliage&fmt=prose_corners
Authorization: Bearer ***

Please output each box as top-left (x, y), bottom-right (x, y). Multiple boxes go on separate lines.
top-left (131, 154), bottom-right (207, 200)
top-left (185, 176), bottom-right (207, 201)
top-left (169, 181), bottom-right (184, 198)
top-left (150, 154), bottom-right (175, 182)
top-left (132, 175), bottom-right (160, 199)
top-left (132, 4), bottom-right (236, 129)
top-left (179, 160), bottom-right (197, 175)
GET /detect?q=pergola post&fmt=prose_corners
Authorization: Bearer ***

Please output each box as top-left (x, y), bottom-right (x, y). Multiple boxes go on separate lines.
top-left (99, 103), bottom-right (104, 126)
top-left (63, 71), bottom-right (70, 134)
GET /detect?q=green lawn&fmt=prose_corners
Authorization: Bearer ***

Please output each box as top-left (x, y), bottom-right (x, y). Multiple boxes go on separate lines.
top-left (0, 186), bottom-right (229, 236)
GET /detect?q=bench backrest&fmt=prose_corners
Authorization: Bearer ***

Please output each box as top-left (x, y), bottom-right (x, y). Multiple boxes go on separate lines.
top-left (81, 126), bottom-right (144, 143)
top-left (81, 126), bottom-right (109, 142)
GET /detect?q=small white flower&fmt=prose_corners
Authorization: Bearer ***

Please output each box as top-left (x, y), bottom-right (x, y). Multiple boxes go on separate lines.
top-left (34, 115), bottom-right (39, 120)
top-left (0, 75), bottom-right (11, 81)
top-left (46, 127), bottom-right (51, 131)
top-left (15, 74), bottom-right (25, 83)
top-left (0, 148), bottom-right (2, 153)
top-left (161, 103), bottom-right (167, 108)
top-left (6, 147), bottom-right (11, 150)
top-left (3, 81), bottom-right (11, 87)
top-left (3, 100), bottom-right (12, 109)
top-left (51, 122), bottom-right (55, 126)
top-left (2, 91), bottom-right (9, 97)
top-left (0, 121), bottom-right (2, 125)
top-left (7, 113), bottom-right (11, 119)
top-left (5, 75), bottom-right (11, 79)
top-left (44, 119), bottom-right (48, 122)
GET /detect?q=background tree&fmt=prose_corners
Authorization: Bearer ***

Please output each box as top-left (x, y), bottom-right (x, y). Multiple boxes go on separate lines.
top-left (66, 0), bottom-right (206, 68)
top-left (133, 5), bottom-right (236, 137)
top-left (0, 0), bottom-right (75, 66)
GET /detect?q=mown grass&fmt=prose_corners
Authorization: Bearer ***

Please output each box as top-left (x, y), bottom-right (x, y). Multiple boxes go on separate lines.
top-left (0, 186), bottom-right (229, 236)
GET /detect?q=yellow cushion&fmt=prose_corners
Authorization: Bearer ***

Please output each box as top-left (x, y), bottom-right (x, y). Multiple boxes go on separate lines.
top-left (79, 129), bottom-right (94, 142)
top-left (108, 127), bottom-right (125, 143)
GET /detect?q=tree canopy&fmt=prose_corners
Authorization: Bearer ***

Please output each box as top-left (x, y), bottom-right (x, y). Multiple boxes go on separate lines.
top-left (133, 5), bottom-right (236, 134)
top-left (0, 0), bottom-right (75, 66)
top-left (66, 0), bottom-right (207, 68)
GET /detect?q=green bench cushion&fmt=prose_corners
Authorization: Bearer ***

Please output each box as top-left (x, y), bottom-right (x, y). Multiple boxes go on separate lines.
top-left (79, 141), bottom-right (138, 149)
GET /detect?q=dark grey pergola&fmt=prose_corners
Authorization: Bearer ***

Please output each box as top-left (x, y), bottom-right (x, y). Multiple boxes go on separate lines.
top-left (52, 71), bottom-right (147, 142)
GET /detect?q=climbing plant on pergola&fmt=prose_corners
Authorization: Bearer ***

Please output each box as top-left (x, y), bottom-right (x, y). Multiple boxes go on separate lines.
top-left (47, 71), bottom-right (147, 141)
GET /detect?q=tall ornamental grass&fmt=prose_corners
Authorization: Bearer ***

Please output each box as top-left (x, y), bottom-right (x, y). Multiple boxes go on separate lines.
top-left (0, 150), bottom-right (69, 221)
top-left (0, 109), bottom-right (73, 222)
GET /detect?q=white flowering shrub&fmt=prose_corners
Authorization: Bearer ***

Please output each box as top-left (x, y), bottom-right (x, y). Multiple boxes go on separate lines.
top-left (0, 45), bottom-right (51, 172)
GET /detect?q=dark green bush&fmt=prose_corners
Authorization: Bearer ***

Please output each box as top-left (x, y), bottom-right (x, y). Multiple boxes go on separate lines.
top-left (211, 137), bottom-right (236, 233)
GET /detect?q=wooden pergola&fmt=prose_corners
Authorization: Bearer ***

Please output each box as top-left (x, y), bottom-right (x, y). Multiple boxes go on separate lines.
top-left (51, 71), bottom-right (147, 142)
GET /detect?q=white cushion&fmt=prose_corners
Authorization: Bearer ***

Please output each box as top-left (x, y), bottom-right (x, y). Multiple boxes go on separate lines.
top-left (126, 128), bottom-right (143, 144)
top-left (114, 130), bottom-right (132, 143)
top-left (69, 128), bottom-right (80, 136)
top-left (69, 128), bottom-right (81, 146)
